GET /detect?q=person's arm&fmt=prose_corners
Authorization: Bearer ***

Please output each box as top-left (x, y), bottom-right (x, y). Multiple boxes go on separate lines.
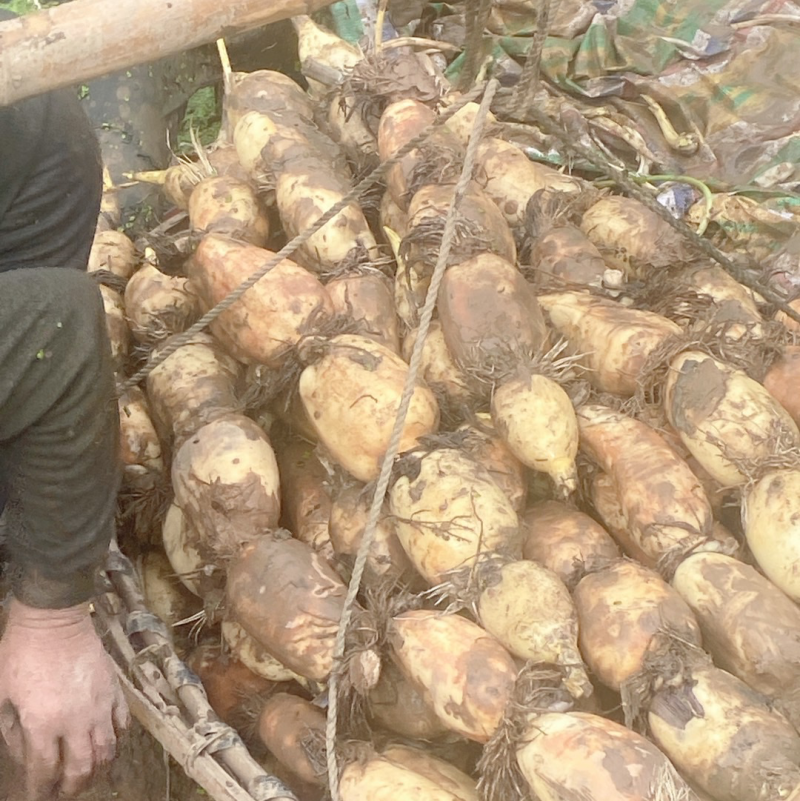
top-left (0, 7), bottom-right (103, 274)
top-left (0, 8), bottom-right (111, 602)
top-left (0, 267), bottom-right (121, 607)
top-left (0, 87), bottom-right (102, 273)
top-left (0, 268), bottom-right (129, 798)
top-left (0, 20), bottom-right (130, 788)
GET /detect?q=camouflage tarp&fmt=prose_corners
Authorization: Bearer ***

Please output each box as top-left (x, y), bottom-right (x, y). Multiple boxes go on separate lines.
top-left (394, 0), bottom-right (800, 266)
top-left (437, 0), bottom-right (800, 189)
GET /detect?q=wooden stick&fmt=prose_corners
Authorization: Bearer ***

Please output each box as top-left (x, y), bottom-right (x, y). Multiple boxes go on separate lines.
top-left (114, 665), bottom-right (282, 801)
top-left (0, 0), bottom-right (336, 107)
top-left (100, 546), bottom-right (299, 801)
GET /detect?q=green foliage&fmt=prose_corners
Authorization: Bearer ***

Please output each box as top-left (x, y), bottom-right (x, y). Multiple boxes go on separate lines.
top-left (176, 86), bottom-right (221, 155)
top-left (0, 0), bottom-right (58, 14)
top-left (0, 0), bottom-right (35, 13)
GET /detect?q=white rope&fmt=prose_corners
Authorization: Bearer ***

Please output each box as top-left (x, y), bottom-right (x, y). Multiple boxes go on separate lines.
top-left (324, 77), bottom-right (500, 800)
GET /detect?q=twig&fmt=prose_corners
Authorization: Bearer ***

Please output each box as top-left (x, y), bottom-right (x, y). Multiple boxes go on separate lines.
top-left (374, 0), bottom-right (388, 52)
top-left (731, 14), bottom-right (800, 28)
top-left (381, 36), bottom-right (462, 53)
top-left (217, 38), bottom-right (232, 97)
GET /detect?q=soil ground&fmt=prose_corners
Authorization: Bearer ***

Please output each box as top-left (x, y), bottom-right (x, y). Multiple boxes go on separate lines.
top-left (0, 720), bottom-right (208, 801)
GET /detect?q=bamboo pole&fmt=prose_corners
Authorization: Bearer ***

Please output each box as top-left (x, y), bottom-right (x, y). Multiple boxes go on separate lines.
top-left (113, 667), bottom-right (294, 801)
top-left (0, 0), bottom-right (335, 107)
top-left (98, 546), bottom-right (300, 801)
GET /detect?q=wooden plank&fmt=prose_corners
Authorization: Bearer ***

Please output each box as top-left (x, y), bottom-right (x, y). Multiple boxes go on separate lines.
top-left (0, 0), bottom-right (335, 106)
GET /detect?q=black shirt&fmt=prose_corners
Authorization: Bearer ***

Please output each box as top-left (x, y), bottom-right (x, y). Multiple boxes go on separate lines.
top-left (0, 9), bottom-right (102, 272)
top-left (0, 7), bottom-right (120, 609)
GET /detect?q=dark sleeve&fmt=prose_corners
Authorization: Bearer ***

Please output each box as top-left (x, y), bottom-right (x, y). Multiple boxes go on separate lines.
top-left (0, 9), bottom-right (103, 273)
top-left (0, 268), bottom-right (121, 608)
top-left (0, 9), bottom-right (42, 227)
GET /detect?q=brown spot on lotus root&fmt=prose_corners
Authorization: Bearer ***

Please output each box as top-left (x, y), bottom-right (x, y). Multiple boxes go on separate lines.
top-left (768, 474), bottom-right (785, 498)
top-left (601, 747), bottom-right (650, 795)
top-left (670, 358), bottom-right (727, 434)
top-left (649, 684), bottom-right (704, 730)
top-left (445, 637), bottom-right (514, 733)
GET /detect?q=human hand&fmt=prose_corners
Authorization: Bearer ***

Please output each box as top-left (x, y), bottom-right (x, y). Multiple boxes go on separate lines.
top-left (0, 599), bottom-right (130, 799)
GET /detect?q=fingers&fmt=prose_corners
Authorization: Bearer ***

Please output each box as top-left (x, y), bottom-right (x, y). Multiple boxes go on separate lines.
top-left (0, 699), bottom-right (60, 800)
top-left (22, 717), bottom-right (121, 799)
top-left (62, 690), bottom-right (126, 797)
top-left (90, 723), bottom-right (117, 769)
top-left (112, 690), bottom-right (131, 736)
top-left (0, 699), bottom-right (25, 763)
top-left (0, 646), bottom-right (128, 796)
top-left (23, 731), bottom-right (60, 801)
top-left (59, 733), bottom-right (96, 798)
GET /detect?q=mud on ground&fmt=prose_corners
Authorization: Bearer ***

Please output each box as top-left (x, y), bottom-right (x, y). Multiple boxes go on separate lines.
top-left (0, 719), bottom-right (208, 801)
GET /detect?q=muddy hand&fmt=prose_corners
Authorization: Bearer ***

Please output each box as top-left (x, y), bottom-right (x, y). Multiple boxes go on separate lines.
top-left (0, 599), bottom-right (130, 798)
